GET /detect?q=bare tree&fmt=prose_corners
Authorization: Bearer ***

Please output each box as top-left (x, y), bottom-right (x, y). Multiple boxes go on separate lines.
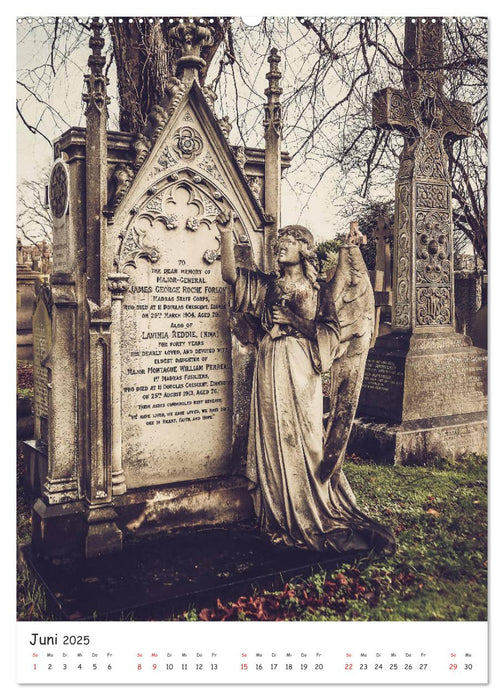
top-left (17, 167), bottom-right (53, 248)
top-left (106, 17), bottom-right (231, 132)
top-left (16, 16), bottom-right (487, 262)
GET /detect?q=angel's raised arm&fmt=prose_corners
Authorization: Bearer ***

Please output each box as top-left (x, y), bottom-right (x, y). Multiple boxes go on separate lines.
top-left (216, 210), bottom-right (237, 285)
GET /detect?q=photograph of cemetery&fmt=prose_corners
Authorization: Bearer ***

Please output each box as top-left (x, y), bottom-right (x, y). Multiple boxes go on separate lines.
top-left (16, 16), bottom-right (487, 621)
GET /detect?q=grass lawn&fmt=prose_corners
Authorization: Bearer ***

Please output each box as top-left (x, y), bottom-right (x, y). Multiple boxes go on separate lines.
top-left (17, 447), bottom-right (487, 622)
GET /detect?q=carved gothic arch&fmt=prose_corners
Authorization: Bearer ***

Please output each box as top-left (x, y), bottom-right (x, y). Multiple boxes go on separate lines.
top-left (114, 168), bottom-right (252, 273)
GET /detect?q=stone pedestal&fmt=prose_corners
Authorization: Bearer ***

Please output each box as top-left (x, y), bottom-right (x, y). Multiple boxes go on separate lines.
top-left (350, 332), bottom-right (487, 464)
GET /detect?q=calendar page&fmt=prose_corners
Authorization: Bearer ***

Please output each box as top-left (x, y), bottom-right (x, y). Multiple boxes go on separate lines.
top-left (14, 0), bottom-right (492, 691)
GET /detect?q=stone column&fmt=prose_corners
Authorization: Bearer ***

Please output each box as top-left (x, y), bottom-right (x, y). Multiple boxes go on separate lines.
top-left (263, 48), bottom-right (283, 271)
top-left (82, 18), bottom-right (122, 556)
top-left (107, 273), bottom-right (130, 495)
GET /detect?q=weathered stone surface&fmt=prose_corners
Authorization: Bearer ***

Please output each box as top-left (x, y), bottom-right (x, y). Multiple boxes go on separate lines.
top-left (117, 194), bottom-right (235, 488)
top-left (114, 475), bottom-right (253, 536)
top-left (352, 18), bottom-right (488, 464)
top-left (349, 412), bottom-right (487, 465)
top-left (31, 286), bottom-right (52, 440)
top-left (359, 333), bottom-right (487, 424)
top-left (31, 499), bottom-right (86, 559)
top-left (23, 440), bottom-right (48, 495)
top-left (28, 19), bottom-right (290, 561)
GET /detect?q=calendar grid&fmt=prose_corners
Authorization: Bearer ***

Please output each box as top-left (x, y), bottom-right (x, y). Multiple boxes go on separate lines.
top-left (17, 621), bottom-right (488, 684)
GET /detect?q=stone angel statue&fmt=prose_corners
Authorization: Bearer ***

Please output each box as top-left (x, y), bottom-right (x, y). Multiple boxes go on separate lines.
top-left (217, 212), bottom-right (395, 554)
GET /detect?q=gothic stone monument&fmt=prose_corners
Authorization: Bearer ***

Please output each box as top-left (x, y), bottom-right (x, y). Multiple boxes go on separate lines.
top-left (350, 18), bottom-right (487, 464)
top-left (27, 19), bottom-right (290, 558)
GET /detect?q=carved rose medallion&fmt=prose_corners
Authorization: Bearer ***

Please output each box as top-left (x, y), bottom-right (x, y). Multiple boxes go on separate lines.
top-left (49, 159), bottom-right (70, 219)
top-left (173, 126), bottom-right (203, 160)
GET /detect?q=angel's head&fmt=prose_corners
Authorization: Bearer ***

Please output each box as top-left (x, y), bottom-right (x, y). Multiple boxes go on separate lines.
top-left (274, 225), bottom-right (320, 287)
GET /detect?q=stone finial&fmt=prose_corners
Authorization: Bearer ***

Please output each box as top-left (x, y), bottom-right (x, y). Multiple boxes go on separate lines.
top-left (266, 48), bottom-right (282, 98)
top-left (88, 17), bottom-right (106, 76)
top-left (169, 20), bottom-right (214, 82)
top-left (264, 48), bottom-right (283, 136)
top-left (83, 17), bottom-right (109, 115)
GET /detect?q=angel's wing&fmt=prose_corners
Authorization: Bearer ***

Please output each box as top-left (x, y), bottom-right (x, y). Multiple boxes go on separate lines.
top-left (319, 244), bottom-right (375, 483)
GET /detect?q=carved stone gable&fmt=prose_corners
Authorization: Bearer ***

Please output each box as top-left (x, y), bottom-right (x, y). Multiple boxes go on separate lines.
top-left (110, 80), bottom-right (265, 232)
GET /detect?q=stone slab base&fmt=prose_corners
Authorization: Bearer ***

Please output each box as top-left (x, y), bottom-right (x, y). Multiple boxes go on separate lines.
top-left (23, 440), bottom-right (48, 495)
top-left (349, 412), bottom-right (487, 465)
top-left (114, 475), bottom-right (254, 538)
top-left (19, 527), bottom-right (369, 620)
top-left (32, 499), bottom-right (87, 559)
top-left (31, 475), bottom-right (254, 559)
top-left (358, 332), bottom-right (487, 424)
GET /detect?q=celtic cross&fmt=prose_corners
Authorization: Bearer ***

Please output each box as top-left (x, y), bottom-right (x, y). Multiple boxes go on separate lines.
top-left (372, 18), bottom-right (472, 331)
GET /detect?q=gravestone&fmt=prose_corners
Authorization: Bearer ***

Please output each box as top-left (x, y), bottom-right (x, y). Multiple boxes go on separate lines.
top-left (26, 19), bottom-right (290, 559)
top-left (350, 17), bottom-right (487, 464)
top-left (16, 240), bottom-right (45, 361)
top-left (454, 257), bottom-right (486, 348)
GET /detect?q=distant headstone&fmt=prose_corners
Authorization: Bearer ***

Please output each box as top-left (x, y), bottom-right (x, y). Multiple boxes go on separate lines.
top-left (455, 267), bottom-right (485, 346)
top-left (16, 240), bottom-right (46, 362)
top-left (370, 214), bottom-right (393, 345)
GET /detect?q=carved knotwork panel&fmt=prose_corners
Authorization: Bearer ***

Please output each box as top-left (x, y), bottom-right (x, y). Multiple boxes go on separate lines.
top-left (442, 99), bottom-right (472, 137)
top-left (393, 183), bottom-right (412, 329)
top-left (414, 130), bottom-right (448, 179)
top-left (372, 88), bottom-right (415, 132)
top-left (416, 210), bottom-right (451, 286)
top-left (416, 182), bottom-right (450, 210)
top-left (416, 287), bottom-right (451, 326)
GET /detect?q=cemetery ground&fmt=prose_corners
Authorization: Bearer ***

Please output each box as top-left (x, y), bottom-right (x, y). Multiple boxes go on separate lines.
top-left (17, 361), bottom-right (487, 623)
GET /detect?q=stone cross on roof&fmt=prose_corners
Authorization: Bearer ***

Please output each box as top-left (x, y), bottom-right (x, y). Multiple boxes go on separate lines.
top-left (372, 18), bottom-right (472, 331)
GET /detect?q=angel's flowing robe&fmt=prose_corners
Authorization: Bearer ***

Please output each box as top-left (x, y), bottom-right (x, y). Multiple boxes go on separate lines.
top-left (233, 267), bottom-right (395, 553)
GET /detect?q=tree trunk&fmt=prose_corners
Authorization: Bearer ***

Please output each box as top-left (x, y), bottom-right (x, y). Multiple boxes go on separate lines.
top-left (107, 17), bottom-right (228, 133)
